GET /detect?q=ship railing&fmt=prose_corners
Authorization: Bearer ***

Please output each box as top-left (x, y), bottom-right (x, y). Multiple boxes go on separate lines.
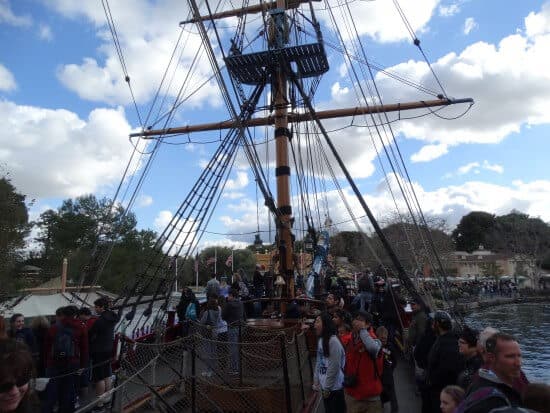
top-left (79, 320), bottom-right (316, 413)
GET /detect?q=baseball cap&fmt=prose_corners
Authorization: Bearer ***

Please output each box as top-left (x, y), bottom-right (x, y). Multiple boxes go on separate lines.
top-left (430, 310), bottom-right (452, 326)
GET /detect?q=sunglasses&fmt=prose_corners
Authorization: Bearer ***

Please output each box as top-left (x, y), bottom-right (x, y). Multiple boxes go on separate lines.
top-left (0, 376), bottom-right (30, 393)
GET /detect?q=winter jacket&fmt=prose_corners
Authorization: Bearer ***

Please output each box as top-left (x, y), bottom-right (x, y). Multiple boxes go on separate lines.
top-left (457, 354), bottom-right (483, 390)
top-left (344, 328), bottom-right (383, 401)
top-left (11, 328), bottom-right (38, 357)
top-left (371, 291), bottom-right (400, 326)
top-left (426, 331), bottom-right (463, 393)
top-left (457, 369), bottom-right (523, 413)
top-left (408, 309), bottom-right (427, 347)
top-left (222, 299), bottom-right (245, 325)
top-left (45, 318), bottom-right (89, 368)
top-left (88, 309), bottom-right (119, 354)
top-left (413, 323), bottom-right (436, 369)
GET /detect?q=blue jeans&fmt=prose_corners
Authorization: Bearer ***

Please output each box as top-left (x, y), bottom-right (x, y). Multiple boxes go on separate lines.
top-left (227, 327), bottom-right (240, 372)
top-left (351, 292), bottom-right (372, 312)
top-left (42, 365), bottom-right (79, 413)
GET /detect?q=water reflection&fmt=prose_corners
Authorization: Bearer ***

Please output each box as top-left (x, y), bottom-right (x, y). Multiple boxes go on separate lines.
top-left (465, 302), bottom-right (550, 382)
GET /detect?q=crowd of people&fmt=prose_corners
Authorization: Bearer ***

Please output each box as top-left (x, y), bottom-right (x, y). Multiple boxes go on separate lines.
top-left (0, 297), bottom-right (119, 413)
top-left (422, 279), bottom-right (522, 302)
top-left (2, 265), bottom-right (549, 413)
top-left (310, 270), bottom-right (550, 413)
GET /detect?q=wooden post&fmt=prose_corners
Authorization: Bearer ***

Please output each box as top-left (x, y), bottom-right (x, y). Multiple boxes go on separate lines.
top-left (61, 257), bottom-right (68, 293)
top-left (280, 335), bottom-right (292, 413)
top-left (271, 0), bottom-right (295, 299)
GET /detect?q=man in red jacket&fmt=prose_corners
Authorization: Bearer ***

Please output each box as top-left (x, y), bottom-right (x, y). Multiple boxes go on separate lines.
top-left (344, 311), bottom-right (384, 413)
top-left (42, 306), bottom-right (89, 413)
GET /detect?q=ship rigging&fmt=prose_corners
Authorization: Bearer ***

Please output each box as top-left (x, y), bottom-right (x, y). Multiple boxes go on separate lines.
top-left (76, 0), bottom-right (473, 329)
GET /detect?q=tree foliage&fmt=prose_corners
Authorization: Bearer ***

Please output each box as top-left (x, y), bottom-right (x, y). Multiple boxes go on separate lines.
top-left (452, 211), bottom-right (496, 252)
top-left (99, 229), bottom-right (159, 293)
top-left (375, 220), bottom-right (453, 273)
top-left (0, 177), bottom-right (30, 292)
top-left (488, 211), bottom-right (550, 276)
top-left (330, 231), bottom-right (368, 265)
top-left (177, 246), bottom-right (257, 286)
top-left (35, 195), bottom-right (137, 268)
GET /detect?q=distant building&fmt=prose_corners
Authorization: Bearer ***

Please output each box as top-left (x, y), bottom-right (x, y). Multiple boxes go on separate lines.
top-left (448, 245), bottom-right (536, 280)
top-left (17, 265), bottom-right (43, 286)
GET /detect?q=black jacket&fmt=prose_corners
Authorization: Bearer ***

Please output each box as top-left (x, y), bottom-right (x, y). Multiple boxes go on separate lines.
top-left (222, 299), bottom-right (245, 325)
top-left (414, 323), bottom-right (436, 370)
top-left (89, 309), bottom-right (119, 353)
top-left (371, 291), bottom-right (400, 325)
top-left (427, 331), bottom-right (463, 393)
top-left (457, 354), bottom-right (483, 390)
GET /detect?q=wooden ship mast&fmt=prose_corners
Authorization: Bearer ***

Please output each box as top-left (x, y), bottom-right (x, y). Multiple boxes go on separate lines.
top-left (131, 0), bottom-right (473, 303)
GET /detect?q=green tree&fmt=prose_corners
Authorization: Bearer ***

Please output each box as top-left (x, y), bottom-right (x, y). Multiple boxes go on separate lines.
top-left (0, 177), bottom-right (31, 292)
top-left (488, 211), bottom-right (550, 286)
top-left (375, 217), bottom-right (454, 273)
top-left (34, 194), bottom-right (137, 282)
top-left (329, 231), bottom-right (369, 265)
top-left (452, 211), bottom-right (496, 252)
top-left (177, 247), bottom-right (257, 287)
top-left (98, 229), bottom-right (159, 293)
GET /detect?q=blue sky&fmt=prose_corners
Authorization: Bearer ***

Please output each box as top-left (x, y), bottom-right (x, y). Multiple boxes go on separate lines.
top-left (1, 0), bottom-right (549, 251)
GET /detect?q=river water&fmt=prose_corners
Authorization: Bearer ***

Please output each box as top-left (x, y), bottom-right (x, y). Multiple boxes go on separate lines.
top-left (465, 302), bottom-right (550, 383)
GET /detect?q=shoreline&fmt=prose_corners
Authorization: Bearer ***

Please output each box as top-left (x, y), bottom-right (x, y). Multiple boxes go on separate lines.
top-left (454, 294), bottom-right (550, 315)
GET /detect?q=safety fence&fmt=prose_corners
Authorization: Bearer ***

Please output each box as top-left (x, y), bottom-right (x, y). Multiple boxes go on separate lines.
top-left (77, 321), bottom-right (315, 413)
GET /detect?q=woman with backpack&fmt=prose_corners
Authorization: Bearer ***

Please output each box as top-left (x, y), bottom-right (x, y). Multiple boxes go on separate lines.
top-left (176, 288), bottom-right (199, 336)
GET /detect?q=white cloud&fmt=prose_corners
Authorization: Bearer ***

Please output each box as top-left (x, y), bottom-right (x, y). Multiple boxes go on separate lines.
top-left (137, 194), bottom-right (153, 207)
top-left (0, 100), bottom-right (140, 198)
top-left (154, 210), bottom-right (173, 230)
top-left (463, 17), bottom-right (477, 35)
top-left (220, 177), bottom-right (550, 241)
top-left (411, 143), bottom-right (448, 162)
top-left (152, 209), bottom-right (232, 254)
top-left (525, 2), bottom-right (550, 37)
top-left (318, 0), bottom-right (439, 43)
top-left (481, 160), bottom-right (503, 174)
top-left (445, 160), bottom-right (504, 178)
top-left (457, 161), bottom-right (479, 175)
top-left (439, 3), bottom-right (460, 17)
top-left (222, 191), bottom-right (245, 200)
top-left (0, 64), bottom-right (16, 91)
top-left (225, 171), bottom-right (248, 191)
top-left (38, 24), bottom-right (53, 41)
top-left (367, 2), bottom-right (550, 162)
top-left (200, 238), bottom-right (248, 251)
top-left (43, 1), bottom-right (221, 108)
top-left (0, 0), bottom-right (32, 27)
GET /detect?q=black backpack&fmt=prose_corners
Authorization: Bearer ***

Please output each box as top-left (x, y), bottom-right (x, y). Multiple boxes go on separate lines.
top-left (52, 324), bottom-right (76, 364)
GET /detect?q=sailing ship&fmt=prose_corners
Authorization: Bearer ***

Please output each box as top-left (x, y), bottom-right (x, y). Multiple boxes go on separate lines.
top-left (68, 1), bottom-right (474, 411)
